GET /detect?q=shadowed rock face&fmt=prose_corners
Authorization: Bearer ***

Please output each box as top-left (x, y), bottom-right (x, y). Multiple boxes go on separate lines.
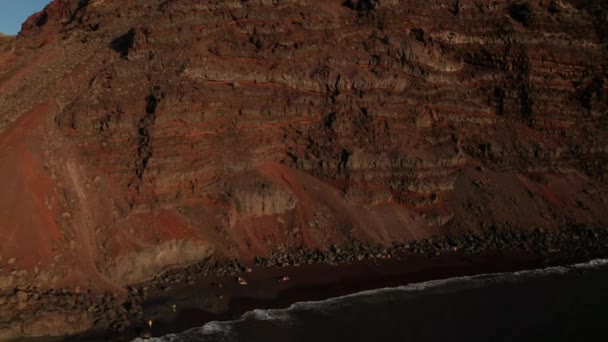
top-left (0, 0), bottom-right (607, 292)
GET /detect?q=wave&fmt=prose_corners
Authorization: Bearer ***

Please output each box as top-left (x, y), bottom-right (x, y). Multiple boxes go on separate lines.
top-left (134, 258), bottom-right (608, 342)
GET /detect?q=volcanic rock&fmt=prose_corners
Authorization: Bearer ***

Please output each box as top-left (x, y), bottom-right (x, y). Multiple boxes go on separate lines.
top-left (0, 0), bottom-right (607, 337)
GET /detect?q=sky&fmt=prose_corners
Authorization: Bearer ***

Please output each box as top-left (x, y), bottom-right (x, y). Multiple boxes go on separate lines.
top-left (0, 0), bottom-right (52, 35)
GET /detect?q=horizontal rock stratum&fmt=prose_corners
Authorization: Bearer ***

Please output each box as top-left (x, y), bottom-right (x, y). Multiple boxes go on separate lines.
top-left (0, 0), bottom-right (607, 336)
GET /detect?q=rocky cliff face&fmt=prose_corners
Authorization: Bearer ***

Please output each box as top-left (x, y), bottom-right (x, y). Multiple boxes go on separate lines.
top-left (0, 0), bottom-right (607, 295)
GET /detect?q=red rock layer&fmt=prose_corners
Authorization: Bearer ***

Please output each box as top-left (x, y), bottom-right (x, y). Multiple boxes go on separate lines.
top-left (0, 0), bottom-right (607, 291)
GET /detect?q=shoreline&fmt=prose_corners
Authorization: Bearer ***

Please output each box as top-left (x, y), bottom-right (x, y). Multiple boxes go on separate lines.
top-left (73, 251), bottom-right (546, 341)
top-left (14, 225), bottom-right (608, 341)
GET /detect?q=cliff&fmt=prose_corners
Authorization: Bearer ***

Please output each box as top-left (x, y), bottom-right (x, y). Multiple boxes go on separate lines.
top-left (0, 0), bottom-right (607, 336)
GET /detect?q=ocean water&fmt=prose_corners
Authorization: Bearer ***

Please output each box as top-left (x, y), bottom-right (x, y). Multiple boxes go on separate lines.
top-left (136, 259), bottom-right (608, 342)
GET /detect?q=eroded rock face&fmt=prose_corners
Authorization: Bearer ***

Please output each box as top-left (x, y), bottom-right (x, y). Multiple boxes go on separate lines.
top-left (0, 0), bottom-right (607, 292)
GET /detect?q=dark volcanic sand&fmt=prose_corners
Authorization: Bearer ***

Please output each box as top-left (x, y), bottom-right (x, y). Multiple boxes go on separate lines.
top-left (68, 251), bottom-right (542, 341)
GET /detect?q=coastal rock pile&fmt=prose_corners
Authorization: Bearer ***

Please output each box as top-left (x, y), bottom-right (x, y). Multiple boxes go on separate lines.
top-left (254, 224), bottom-right (608, 267)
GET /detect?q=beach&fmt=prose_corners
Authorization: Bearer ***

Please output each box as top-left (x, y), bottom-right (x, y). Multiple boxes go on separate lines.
top-left (143, 258), bottom-right (608, 342)
top-left (14, 225), bottom-right (608, 341)
top-left (70, 251), bottom-right (543, 341)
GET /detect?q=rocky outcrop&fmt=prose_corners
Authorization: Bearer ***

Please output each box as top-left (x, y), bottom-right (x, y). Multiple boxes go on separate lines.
top-left (0, 0), bottom-right (607, 326)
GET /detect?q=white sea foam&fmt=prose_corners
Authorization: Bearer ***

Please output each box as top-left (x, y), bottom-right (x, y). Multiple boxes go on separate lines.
top-left (133, 321), bottom-right (235, 342)
top-left (134, 258), bottom-right (608, 342)
top-left (242, 308), bottom-right (293, 323)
